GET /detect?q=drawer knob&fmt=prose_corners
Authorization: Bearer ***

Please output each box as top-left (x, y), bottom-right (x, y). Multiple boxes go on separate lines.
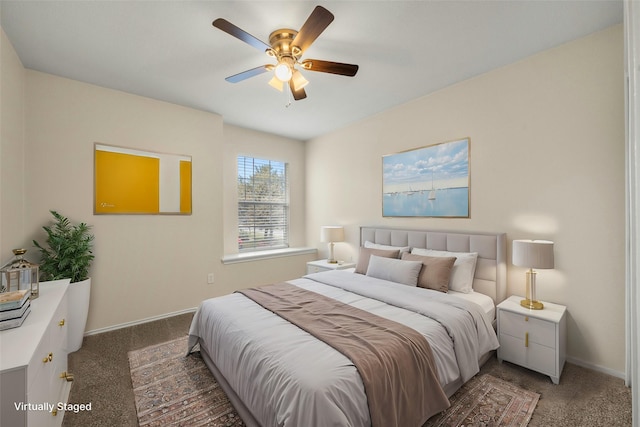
top-left (59, 319), bottom-right (65, 326)
top-left (52, 409), bottom-right (58, 416)
top-left (60, 371), bottom-right (75, 382)
top-left (43, 352), bottom-right (53, 363)
top-left (525, 316), bottom-right (529, 322)
top-left (525, 332), bottom-right (529, 348)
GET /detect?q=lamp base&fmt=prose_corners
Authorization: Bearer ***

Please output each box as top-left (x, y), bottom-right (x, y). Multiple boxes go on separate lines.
top-left (327, 242), bottom-right (338, 264)
top-left (521, 269), bottom-right (544, 309)
top-left (520, 299), bottom-right (544, 310)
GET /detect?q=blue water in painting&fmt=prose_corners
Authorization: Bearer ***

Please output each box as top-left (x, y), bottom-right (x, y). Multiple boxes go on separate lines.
top-left (383, 188), bottom-right (469, 217)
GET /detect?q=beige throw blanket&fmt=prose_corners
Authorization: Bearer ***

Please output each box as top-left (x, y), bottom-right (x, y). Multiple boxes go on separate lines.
top-left (237, 282), bottom-right (450, 427)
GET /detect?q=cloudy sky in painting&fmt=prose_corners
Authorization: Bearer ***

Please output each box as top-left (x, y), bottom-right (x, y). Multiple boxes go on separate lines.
top-left (383, 139), bottom-right (469, 190)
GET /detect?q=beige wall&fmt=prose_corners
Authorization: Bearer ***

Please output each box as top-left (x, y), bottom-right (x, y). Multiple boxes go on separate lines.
top-left (17, 71), bottom-right (313, 332)
top-left (305, 25), bottom-right (625, 374)
top-left (0, 28), bottom-right (26, 258)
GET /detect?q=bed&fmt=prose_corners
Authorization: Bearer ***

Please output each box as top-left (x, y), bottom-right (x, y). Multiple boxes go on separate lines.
top-left (188, 227), bottom-right (507, 427)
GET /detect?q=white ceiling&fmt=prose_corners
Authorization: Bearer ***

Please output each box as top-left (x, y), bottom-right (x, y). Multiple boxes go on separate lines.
top-left (0, 1), bottom-right (623, 141)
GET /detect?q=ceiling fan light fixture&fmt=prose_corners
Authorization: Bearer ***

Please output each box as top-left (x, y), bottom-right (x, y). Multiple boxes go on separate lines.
top-left (291, 70), bottom-right (309, 91)
top-left (214, 6), bottom-right (357, 102)
top-left (268, 76), bottom-right (284, 92)
top-left (274, 61), bottom-right (293, 82)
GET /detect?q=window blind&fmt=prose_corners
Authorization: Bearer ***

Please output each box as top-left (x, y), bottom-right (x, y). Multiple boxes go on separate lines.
top-left (237, 156), bottom-right (289, 251)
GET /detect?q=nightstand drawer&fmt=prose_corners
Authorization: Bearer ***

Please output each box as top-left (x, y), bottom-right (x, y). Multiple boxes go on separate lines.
top-left (307, 265), bottom-right (326, 274)
top-left (499, 310), bottom-right (555, 348)
top-left (306, 260), bottom-right (356, 275)
top-left (499, 333), bottom-right (557, 376)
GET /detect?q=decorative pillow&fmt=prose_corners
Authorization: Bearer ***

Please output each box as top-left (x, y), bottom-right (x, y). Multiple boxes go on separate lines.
top-left (410, 248), bottom-right (478, 293)
top-left (401, 253), bottom-right (456, 292)
top-left (364, 241), bottom-right (410, 258)
top-left (366, 255), bottom-right (423, 286)
top-left (355, 247), bottom-right (400, 274)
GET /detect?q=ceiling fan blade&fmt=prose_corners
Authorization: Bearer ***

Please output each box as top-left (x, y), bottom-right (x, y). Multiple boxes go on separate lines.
top-left (301, 59), bottom-right (359, 77)
top-left (289, 81), bottom-right (307, 101)
top-left (291, 6), bottom-right (334, 54)
top-left (225, 65), bottom-right (270, 83)
top-left (213, 18), bottom-right (271, 52)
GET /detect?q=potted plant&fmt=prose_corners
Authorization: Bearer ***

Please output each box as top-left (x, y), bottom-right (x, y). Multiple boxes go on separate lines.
top-left (33, 210), bottom-right (95, 352)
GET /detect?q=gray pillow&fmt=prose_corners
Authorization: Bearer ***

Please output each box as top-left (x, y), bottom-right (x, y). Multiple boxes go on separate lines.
top-left (365, 255), bottom-right (423, 286)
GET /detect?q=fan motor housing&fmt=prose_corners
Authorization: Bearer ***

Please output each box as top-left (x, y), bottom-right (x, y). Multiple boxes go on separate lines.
top-left (268, 29), bottom-right (301, 59)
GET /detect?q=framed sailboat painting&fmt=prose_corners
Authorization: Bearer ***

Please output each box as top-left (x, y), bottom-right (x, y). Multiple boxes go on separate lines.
top-left (382, 138), bottom-right (470, 218)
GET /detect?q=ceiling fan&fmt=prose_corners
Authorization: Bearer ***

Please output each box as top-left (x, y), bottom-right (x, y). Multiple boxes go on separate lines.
top-left (212, 5), bottom-right (359, 101)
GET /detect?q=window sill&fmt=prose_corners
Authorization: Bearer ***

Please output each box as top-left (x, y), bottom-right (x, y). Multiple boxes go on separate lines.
top-left (221, 247), bottom-right (317, 264)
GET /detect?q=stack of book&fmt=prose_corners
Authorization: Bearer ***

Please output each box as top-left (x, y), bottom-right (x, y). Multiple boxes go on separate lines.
top-left (0, 290), bottom-right (31, 331)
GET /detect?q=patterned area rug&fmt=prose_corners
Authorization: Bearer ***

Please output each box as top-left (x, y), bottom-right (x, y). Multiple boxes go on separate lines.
top-left (424, 374), bottom-right (540, 427)
top-left (128, 336), bottom-right (244, 427)
top-left (129, 336), bottom-right (539, 427)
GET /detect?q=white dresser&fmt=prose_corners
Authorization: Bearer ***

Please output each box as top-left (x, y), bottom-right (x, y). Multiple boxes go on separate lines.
top-left (497, 295), bottom-right (567, 384)
top-left (1, 279), bottom-right (73, 426)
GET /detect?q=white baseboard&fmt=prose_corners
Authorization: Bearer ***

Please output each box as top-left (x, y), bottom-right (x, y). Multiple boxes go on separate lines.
top-left (84, 307), bottom-right (197, 336)
top-left (566, 355), bottom-right (626, 381)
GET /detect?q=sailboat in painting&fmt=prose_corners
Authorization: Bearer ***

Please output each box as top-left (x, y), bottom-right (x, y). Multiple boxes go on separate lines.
top-left (428, 171), bottom-right (436, 200)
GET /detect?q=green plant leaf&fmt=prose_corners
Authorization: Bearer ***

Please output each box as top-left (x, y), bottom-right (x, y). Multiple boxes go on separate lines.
top-left (32, 210), bottom-right (95, 283)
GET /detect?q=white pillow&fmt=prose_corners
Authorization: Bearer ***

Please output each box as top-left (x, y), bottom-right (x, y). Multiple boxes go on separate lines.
top-left (366, 255), bottom-right (423, 286)
top-left (364, 241), bottom-right (410, 258)
top-left (410, 248), bottom-right (478, 293)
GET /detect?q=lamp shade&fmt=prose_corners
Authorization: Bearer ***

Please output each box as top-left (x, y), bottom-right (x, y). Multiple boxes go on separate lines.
top-left (512, 240), bottom-right (554, 269)
top-left (320, 226), bottom-right (345, 243)
top-left (268, 76), bottom-right (284, 92)
top-left (291, 70), bottom-right (309, 92)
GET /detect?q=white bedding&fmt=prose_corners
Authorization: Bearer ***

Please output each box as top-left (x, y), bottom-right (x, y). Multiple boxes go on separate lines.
top-left (448, 290), bottom-right (495, 324)
top-left (188, 270), bottom-right (499, 427)
top-left (341, 267), bottom-right (496, 323)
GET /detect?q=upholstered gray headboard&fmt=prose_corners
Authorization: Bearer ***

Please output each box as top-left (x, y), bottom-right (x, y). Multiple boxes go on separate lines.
top-left (360, 226), bottom-right (507, 304)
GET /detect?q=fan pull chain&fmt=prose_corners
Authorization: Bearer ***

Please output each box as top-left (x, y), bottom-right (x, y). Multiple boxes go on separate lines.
top-left (285, 84), bottom-right (292, 108)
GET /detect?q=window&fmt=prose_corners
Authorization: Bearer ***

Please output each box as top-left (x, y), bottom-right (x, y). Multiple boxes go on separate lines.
top-left (237, 156), bottom-right (289, 251)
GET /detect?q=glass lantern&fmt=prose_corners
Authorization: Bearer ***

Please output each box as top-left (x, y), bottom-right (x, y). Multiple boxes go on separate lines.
top-left (0, 249), bottom-right (39, 299)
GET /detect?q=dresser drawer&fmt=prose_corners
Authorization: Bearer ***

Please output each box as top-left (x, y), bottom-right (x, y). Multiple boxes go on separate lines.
top-left (50, 295), bottom-right (70, 410)
top-left (28, 329), bottom-right (51, 391)
top-left (51, 296), bottom-right (68, 349)
top-left (27, 363), bottom-right (56, 426)
top-left (499, 310), bottom-right (555, 348)
top-left (27, 295), bottom-right (68, 391)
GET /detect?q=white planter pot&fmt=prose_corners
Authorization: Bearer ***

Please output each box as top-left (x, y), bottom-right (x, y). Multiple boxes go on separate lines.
top-left (67, 277), bottom-right (91, 353)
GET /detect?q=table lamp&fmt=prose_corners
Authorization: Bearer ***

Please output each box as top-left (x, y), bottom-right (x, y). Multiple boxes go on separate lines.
top-left (320, 226), bottom-right (344, 264)
top-left (512, 239), bottom-right (554, 310)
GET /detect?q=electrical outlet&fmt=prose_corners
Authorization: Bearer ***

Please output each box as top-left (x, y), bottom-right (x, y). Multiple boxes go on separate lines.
top-left (207, 273), bottom-right (215, 284)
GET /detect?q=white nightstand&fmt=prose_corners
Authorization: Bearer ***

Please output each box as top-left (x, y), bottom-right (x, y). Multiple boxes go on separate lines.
top-left (497, 295), bottom-right (567, 384)
top-left (306, 259), bottom-right (356, 274)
